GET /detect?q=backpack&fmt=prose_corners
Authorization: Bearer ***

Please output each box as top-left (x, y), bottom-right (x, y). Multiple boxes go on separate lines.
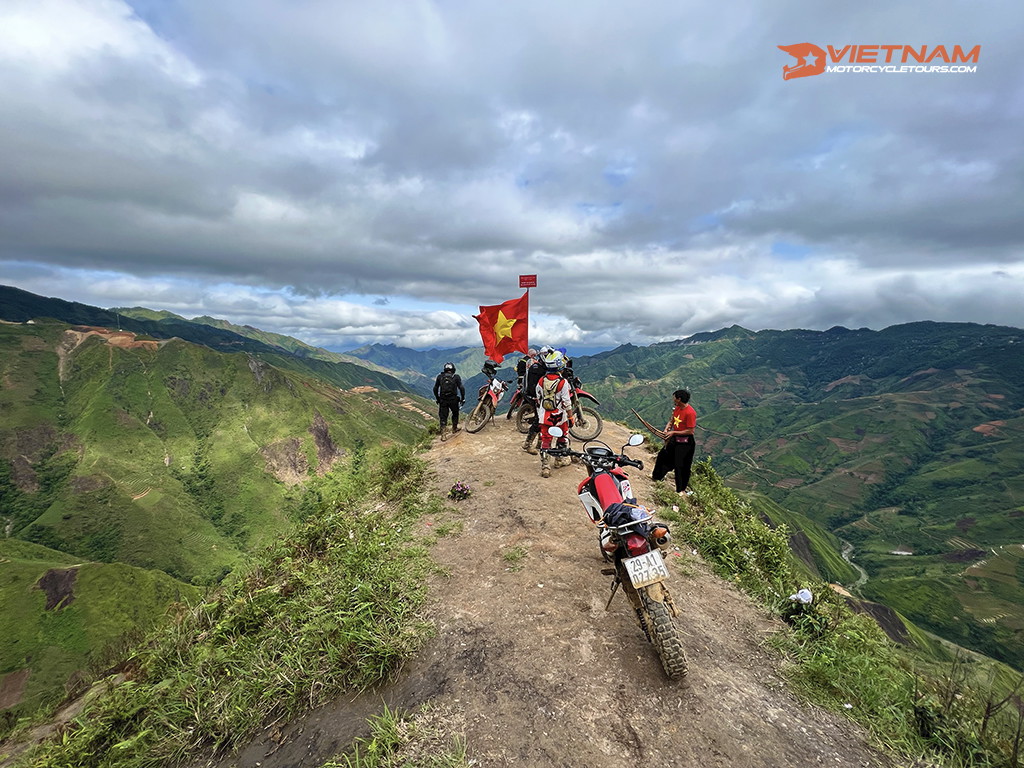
top-left (438, 372), bottom-right (458, 399)
top-left (540, 376), bottom-right (563, 411)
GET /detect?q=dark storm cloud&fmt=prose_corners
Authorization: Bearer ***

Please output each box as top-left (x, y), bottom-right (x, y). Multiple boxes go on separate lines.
top-left (1, 0), bottom-right (1021, 347)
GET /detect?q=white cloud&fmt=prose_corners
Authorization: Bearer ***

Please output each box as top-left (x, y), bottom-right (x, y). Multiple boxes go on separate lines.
top-left (1, 0), bottom-right (1022, 350)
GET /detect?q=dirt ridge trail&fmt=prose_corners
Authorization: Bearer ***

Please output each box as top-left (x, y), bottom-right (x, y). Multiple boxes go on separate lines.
top-left (217, 418), bottom-right (889, 768)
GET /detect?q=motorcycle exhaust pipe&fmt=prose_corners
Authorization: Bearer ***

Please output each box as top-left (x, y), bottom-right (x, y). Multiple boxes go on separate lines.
top-left (652, 525), bottom-right (671, 549)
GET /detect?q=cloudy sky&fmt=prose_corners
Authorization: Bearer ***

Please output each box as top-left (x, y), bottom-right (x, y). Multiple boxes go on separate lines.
top-left (2, 0), bottom-right (1021, 352)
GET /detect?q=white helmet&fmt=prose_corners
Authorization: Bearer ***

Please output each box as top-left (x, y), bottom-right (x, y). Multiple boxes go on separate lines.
top-left (542, 349), bottom-right (565, 370)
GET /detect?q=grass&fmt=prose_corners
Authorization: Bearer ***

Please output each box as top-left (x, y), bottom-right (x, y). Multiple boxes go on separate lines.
top-left (501, 545), bottom-right (529, 571)
top-left (324, 703), bottom-right (469, 768)
top-left (653, 458), bottom-right (1024, 768)
top-left (10, 444), bottom-right (438, 768)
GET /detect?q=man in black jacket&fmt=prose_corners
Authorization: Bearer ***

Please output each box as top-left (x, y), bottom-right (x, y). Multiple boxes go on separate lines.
top-left (433, 362), bottom-right (466, 439)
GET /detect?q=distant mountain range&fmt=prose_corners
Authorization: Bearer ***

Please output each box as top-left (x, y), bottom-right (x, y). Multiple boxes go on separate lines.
top-left (2, 284), bottom-right (1022, 713)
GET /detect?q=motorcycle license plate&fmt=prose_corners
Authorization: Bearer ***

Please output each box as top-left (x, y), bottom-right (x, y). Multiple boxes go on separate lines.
top-left (623, 551), bottom-right (669, 588)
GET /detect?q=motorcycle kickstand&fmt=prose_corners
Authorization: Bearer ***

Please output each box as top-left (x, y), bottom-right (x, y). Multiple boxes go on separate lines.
top-left (604, 576), bottom-right (621, 611)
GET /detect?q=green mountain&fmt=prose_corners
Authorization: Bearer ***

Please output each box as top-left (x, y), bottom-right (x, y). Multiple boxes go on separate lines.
top-left (0, 302), bottom-right (436, 719)
top-left (572, 321), bottom-right (1024, 670)
top-left (346, 343), bottom-right (494, 394)
top-left (0, 538), bottom-right (199, 719)
top-left (112, 308), bottom-right (365, 369)
top-left (0, 286), bottom-right (412, 395)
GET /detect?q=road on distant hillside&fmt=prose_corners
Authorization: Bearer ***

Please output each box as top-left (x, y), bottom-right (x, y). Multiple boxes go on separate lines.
top-left (213, 417), bottom-right (890, 768)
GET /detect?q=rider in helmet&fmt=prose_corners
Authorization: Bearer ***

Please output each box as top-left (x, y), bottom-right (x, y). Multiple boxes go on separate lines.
top-left (520, 347), bottom-right (548, 455)
top-left (433, 362), bottom-right (465, 439)
top-left (535, 349), bottom-right (574, 478)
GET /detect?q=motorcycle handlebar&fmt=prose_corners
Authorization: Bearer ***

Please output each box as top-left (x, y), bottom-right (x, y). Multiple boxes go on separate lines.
top-left (543, 449), bottom-right (643, 471)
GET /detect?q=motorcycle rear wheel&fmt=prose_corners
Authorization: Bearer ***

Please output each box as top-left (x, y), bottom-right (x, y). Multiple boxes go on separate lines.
top-left (465, 399), bottom-right (494, 433)
top-left (515, 403), bottom-right (536, 434)
top-left (569, 405), bottom-right (603, 441)
top-left (640, 589), bottom-right (687, 680)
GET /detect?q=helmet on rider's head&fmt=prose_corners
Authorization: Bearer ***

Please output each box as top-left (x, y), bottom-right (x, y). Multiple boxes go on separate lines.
top-left (538, 345), bottom-right (554, 356)
top-left (542, 349), bottom-right (565, 371)
top-left (443, 362), bottom-right (456, 373)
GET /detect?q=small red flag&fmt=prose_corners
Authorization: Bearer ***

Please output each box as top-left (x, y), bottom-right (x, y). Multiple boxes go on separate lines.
top-left (474, 291), bottom-right (529, 363)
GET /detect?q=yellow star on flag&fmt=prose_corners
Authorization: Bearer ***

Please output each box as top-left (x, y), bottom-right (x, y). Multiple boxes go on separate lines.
top-left (494, 310), bottom-right (517, 341)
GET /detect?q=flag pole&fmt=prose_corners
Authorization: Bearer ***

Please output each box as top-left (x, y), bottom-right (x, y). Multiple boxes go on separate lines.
top-left (519, 274), bottom-right (537, 352)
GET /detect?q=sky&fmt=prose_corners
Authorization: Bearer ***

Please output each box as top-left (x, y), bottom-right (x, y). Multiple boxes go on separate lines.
top-left (1, 1), bottom-right (1022, 353)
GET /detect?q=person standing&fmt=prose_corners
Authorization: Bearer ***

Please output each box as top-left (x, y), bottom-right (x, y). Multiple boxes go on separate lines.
top-left (433, 362), bottom-right (465, 439)
top-left (535, 349), bottom-right (573, 478)
top-left (515, 348), bottom-right (538, 393)
top-left (521, 346), bottom-right (551, 454)
top-left (652, 389), bottom-right (697, 495)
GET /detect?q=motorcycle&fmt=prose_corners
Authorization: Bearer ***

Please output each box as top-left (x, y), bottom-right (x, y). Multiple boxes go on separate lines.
top-left (514, 372), bottom-right (603, 440)
top-left (547, 426), bottom-right (687, 680)
top-left (465, 363), bottom-right (511, 433)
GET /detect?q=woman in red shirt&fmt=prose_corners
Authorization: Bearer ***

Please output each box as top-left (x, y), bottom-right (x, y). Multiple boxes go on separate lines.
top-left (652, 389), bottom-right (697, 495)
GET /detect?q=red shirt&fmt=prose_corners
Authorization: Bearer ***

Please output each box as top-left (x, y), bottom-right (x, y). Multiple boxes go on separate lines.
top-left (669, 403), bottom-right (696, 441)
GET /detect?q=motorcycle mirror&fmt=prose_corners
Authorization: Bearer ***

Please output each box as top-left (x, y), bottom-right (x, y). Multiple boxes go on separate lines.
top-left (548, 426), bottom-right (564, 438)
top-left (627, 434), bottom-right (644, 446)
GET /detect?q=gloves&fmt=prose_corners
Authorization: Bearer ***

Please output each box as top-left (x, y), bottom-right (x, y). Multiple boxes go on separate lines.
top-left (460, 399), bottom-right (465, 406)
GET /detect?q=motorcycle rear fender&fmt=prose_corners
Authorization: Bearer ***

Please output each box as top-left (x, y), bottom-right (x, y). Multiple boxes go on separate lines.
top-left (574, 390), bottom-right (600, 405)
top-left (643, 579), bottom-right (671, 605)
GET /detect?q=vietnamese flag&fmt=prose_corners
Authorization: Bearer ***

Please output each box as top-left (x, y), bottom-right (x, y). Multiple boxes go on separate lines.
top-left (474, 291), bottom-right (529, 363)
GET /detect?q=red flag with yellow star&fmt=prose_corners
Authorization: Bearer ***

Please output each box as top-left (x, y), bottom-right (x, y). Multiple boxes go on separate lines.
top-left (473, 291), bottom-right (529, 363)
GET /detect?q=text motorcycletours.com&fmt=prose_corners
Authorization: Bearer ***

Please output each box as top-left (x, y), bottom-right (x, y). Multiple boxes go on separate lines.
top-left (777, 44), bottom-right (981, 80)
top-left (827, 64), bottom-right (977, 74)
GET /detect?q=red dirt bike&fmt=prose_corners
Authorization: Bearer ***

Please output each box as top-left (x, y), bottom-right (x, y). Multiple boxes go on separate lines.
top-left (465, 364), bottom-right (511, 433)
top-left (514, 372), bottom-right (603, 440)
top-left (547, 427), bottom-right (687, 680)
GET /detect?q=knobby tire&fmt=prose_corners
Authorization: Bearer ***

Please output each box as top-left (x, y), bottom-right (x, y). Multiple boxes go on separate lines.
top-left (466, 400), bottom-right (494, 433)
top-left (569, 405), bottom-right (603, 441)
top-left (640, 589), bottom-right (687, 680)
top-left (515, 403), bottom-right (536, 434)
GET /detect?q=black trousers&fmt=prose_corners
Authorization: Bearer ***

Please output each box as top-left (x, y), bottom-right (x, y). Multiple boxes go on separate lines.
top-left (652, 437), bottom-right (695, 492)
top-left (438, 399), bottom-right (460, 428)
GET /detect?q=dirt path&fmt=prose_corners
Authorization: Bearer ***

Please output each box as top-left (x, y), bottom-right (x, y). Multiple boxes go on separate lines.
top-left (211, 417), bottom-right (890, 768)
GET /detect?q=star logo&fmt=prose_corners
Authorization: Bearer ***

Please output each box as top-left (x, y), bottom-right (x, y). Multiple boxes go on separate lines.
top-left (673, 415), bottom-right (682, 427)
top-left (494, 310), bottom-right (517, 341)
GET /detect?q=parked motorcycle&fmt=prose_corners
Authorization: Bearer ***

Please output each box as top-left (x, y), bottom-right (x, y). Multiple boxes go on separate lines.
top-left (547, 427), bottom-right (687, 680)
top-left (465, 363), bottom-right (511, 433)
top-left (514, 372), bottom-right (603, 440)
top-left (505, 383), bottom-right (529, 422)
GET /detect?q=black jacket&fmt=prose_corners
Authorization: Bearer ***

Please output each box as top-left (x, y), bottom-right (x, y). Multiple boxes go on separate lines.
top-left (433, 372), bottom-right (465, 402)
top-left (524, 361), bottom-right (545, 403)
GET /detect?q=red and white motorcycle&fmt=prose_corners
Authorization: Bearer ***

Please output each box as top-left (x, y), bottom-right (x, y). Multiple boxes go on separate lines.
top-left (548, 427), bottom-right (687, 680)
top-left (465, 364), bottom-right (511, 433)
